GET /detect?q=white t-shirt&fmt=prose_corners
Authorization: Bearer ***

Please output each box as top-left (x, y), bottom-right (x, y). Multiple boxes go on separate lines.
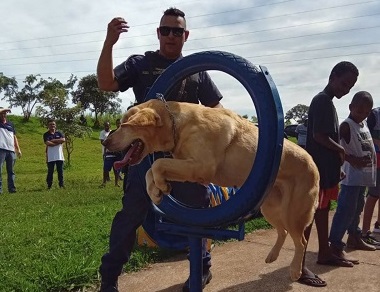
top-left (47, 144), bottom-right (64, 162)
top-left (99, 129), bottom-right (110, 155)
top-left (0, 121), bottom-right (15, 152)
top-left (340, 118), bottom-right (376, 187)
top-left (43, 130), bottom-right (65, 162)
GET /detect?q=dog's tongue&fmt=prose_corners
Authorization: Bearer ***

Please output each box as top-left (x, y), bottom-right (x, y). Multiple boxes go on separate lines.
top-left (113, 142), bottom-right (140, 170)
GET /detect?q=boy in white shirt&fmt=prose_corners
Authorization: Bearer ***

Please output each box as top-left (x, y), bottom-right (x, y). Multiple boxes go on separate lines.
top-left (329, 91), bottom-right (377, 261)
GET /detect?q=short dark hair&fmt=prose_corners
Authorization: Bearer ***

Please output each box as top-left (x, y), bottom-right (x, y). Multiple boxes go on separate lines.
top-left (351, 91), bottom-right (373, 108)
top-left (329, 61), bottom-right (359, 80)
top-left (47, 119), bottom-right (55, 124)
top-left (163, 7), bottom-right (185, 18)
top-left (160, 7), bottom-right (186, 27)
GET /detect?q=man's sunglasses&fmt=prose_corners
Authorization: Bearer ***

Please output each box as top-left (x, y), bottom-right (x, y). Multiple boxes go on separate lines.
top-left (159, 26), bottom-right (185, 37)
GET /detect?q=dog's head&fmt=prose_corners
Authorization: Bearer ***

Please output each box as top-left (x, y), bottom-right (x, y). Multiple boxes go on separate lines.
top-left (103, 100), bottom-right (173, 168)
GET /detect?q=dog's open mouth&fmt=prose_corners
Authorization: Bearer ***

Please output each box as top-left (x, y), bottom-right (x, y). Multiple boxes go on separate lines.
top-left (113, 139), bottom-right (144, 170)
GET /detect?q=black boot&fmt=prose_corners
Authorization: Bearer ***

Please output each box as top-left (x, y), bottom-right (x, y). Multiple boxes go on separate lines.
top-left (182, 270), bottom-right (212, 292)
top-left (100, 280), bottom-right (118, 292)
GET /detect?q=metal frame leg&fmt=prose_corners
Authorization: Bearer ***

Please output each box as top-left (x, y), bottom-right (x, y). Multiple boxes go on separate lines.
top-left (188, 237), bottom-right (203, 292)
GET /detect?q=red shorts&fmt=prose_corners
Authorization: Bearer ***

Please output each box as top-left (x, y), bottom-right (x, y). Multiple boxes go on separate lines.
top-left (318, 185), bottom-right (339, 209)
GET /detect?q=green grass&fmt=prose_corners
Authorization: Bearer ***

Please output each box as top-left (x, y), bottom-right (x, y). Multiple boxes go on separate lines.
top-left (0, 115), bottom-right (272, 292)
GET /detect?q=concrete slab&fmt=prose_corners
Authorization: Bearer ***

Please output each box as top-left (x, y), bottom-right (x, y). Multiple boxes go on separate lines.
top-left (112, 210), bottom-right (380, 292)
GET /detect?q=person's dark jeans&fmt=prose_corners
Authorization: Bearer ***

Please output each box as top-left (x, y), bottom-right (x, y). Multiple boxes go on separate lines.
top-left (99, 156), bottom-right (211, 283)
top-left (46, 160), bottom-right (64, 188)
top-left (0, 149), bottom-right (16, 193)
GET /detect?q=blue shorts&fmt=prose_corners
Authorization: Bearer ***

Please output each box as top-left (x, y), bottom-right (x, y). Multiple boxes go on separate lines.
top-left (368, 169), bottom-right (380, 198)
top-left (103, 155), bottom-right (119, 172)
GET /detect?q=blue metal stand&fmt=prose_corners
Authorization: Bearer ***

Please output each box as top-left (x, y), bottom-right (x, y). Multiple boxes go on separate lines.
top-left (188, 237), bottom-right (202, 291)
top-left (157, 221), bottom-right (245, 292)
top-left (145, 51), bottom-right (284, 291)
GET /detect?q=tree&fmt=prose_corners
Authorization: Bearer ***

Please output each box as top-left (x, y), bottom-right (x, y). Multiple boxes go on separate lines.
top-left (0, 73), bottom-right (45, 121)
top-left (36, 77), bottom-right (91, 166)
top-left (241, 115), bottom-right (257, 123)
top-left (285, 104), bottom-right (309, 124)
top-left (71, 74), bottom-right (122, 127)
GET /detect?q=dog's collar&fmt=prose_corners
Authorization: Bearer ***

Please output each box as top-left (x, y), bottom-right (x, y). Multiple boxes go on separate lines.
top-left (156, 94), bottom-right (177, 152)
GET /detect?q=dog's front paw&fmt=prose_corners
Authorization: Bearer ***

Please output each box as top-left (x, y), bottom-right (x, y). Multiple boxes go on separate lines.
top-left (151, 192), bottom-right (164, 205)
top-left (147, 183), bottom-right (163, 205)
top-left (161, 182), bottom-right (172, 195)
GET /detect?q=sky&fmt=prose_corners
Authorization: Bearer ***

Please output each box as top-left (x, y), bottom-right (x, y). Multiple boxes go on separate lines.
top-left (1, 0), bottom-right (380, 123)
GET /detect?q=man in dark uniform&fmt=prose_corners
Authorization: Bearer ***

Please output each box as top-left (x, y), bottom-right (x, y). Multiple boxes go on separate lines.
top-left (97, 7), bottom-right (223, 292)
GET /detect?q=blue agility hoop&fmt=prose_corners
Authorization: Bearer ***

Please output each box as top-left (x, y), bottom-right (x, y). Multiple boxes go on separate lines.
top-left (145, 50), bottom-right (284, 228)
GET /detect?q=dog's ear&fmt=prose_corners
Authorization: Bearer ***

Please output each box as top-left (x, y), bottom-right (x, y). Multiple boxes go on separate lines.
top-left (122, 108), bottom-right (163, 127)
top-left (121, 107), bottom-right (139, 123)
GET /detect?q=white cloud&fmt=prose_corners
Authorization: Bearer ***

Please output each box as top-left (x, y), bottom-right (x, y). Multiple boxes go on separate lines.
top-left (1, 0), bottom-right (379, 121)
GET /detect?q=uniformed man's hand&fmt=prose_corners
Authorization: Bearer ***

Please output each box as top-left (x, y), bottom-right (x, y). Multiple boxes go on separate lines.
top-left (105, 17), bottom-right (130, 46)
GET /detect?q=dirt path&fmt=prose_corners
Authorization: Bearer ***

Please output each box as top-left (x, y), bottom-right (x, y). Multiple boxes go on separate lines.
top-left (93, 210), bottom-right (380, 292)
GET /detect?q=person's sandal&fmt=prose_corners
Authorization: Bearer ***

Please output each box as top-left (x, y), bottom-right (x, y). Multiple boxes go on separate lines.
top-left (317, 257), bottom-right (354, 267)
top-left (298, 274), bottom-right (327, 287)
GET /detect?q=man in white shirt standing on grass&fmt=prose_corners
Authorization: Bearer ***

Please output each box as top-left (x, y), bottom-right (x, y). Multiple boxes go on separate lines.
top-left (43, 119), bottom-right (65, 189)
top-left (0, 107), bottom-right (21, 194)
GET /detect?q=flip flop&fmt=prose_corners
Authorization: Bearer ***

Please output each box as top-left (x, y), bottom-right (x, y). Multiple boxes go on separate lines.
top-left (297, 273), bottom-right (327, 287)
top-left (317, 257), bottom-right (354, 267)
top-left (342, 256), bottom-right (359, 265)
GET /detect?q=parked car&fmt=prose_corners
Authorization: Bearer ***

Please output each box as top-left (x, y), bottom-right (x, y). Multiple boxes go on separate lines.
top-left (284, 124), bottom-right (298, 138)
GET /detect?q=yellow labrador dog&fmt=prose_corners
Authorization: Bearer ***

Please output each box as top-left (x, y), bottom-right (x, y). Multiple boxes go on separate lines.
top-left (103, 99), bottom-right (319, 281)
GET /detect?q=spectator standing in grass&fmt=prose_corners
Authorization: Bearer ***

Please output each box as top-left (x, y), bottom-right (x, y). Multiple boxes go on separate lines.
top-left (101, 119), bottom-right (123, 187)
top-left (79, 114), bottom-right (87, 126)
top-left (43, 119), bottom-right (65, 189)
top-left (0, 107), bottom-right (21, 194)
top-left (99, 121), bottom-right (111, 184)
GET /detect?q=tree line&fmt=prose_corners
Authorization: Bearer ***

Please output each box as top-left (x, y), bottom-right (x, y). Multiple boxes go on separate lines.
top-left (1, 71), bottom-right (309, 164)
top-left (0, 73), bottom-right (122, 166)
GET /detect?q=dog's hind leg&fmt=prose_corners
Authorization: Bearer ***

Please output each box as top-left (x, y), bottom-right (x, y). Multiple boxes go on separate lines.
top-left (265, 225), bottom-right (288, 263)
top-left (261, 186), bottom-right (288, 263)
top-left (287, 218), bottom-right (308, 281)
top-left (286, 179), bottom-right (318, 281)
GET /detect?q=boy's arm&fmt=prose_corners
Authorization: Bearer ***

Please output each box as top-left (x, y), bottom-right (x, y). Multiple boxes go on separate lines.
top-left (339, 122), bottom-right (351, 144)
top-left (339, 122), bottom-right (371, 168)
top-left (313, 132), bottom-right (345, 164)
